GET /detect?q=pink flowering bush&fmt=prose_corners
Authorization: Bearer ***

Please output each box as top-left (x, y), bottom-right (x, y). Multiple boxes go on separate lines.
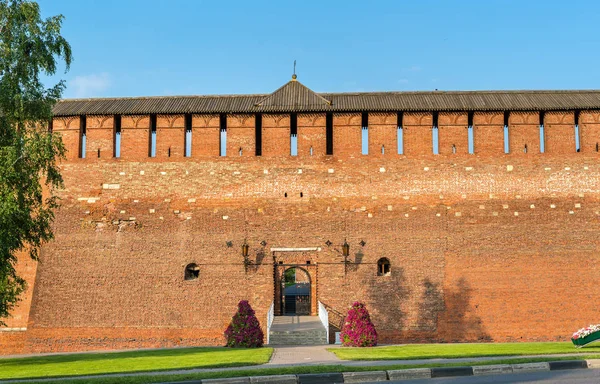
top-left (224, 300), bottom-right (264, 348)
top-left (341, 301), bottom-right (378, 347)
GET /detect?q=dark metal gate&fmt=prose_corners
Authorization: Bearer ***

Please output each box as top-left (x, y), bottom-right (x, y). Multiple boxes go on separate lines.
top-left (282, 282), bottom-right (310, 315)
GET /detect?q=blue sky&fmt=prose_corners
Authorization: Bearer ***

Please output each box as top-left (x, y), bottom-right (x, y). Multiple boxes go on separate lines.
top-left (39, 0), bottom-right (600, 99)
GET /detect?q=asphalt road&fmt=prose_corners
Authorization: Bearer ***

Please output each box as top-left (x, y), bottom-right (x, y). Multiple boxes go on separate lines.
top-left (364, 369), bottom-right (600, 383)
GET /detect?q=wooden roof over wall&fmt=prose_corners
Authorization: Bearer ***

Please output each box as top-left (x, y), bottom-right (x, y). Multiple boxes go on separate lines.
top-left (52, 78), bottom-right (600, 116)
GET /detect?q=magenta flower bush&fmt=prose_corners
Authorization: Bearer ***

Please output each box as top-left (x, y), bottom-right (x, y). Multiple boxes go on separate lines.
top-left (224, 300), bottom-right (264, 348)
top-left (341, 301), bottom-right (378, 347)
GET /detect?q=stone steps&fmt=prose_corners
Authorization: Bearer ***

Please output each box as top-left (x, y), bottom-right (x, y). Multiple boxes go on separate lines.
top-left (269, 329), bottom-right (328, 345)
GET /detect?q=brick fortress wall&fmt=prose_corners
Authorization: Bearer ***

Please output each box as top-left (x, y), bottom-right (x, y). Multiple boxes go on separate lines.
top-left (2, 111), bottom-right (600, 353)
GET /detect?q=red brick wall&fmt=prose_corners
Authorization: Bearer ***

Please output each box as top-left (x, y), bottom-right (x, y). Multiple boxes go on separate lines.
top-left (298, 114), bottom-right (326, 157)
top-left (121, 115), bottom-right (150, 159)
top-left (53, 116), bottom-right (81, 160)
top-left (192, 114), bottom-right (220, 157)
top-left (6, 110), bottom-right (600, 354)
top-left (438, 112), bottom-right (469, 155)
top-left (579, 111), bottom-right (600, 154)
top-left (333, 113), bottom-right (362, 157)
top-left (156, 115), bottom-right (185, 158)
top-left (473, 112), bottom-right (504, 156)
top-left (403, 112), bottom-right (433, 156)
top-left (262, 114), bottom-right (290, 157)
top-left (368, 113), bottom-right (397, 157)
top-left (509, 112), bottom-right (540, 155)
top-left (544, 111), bottom-right (576, 154)
top-left (86, 116), bottom-right (114, 159)
top-left (227, 114), bottom-right (255, 157)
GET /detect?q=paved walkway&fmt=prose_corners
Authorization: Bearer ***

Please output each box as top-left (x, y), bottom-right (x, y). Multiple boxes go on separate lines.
top-left (267, 345), bottom-right (340, 365)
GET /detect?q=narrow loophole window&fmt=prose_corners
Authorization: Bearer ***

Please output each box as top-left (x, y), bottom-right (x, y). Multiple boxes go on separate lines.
top-left (79, 115), bottom-right (86, 158)
top-left (184, 114), bottom-right (192, 157)
top-left (220, 114), bottom-right (227, 156)
top-left (377, 258), bottom-right (391, 276)
top-left (361, 126), bottom-right (369, 155)
top-left (184, 263), bottom-right (199, 281)
top-left (432, 127), bottom-right (439, 155)
top-left (468, 125), bottom-right (474, 154)
top-left (310, 146), bottom-right (313, 156)
top-left (524, 144), bottom-right (528, 154)
top-left (397, 127), bottom-right (404, 154)
top-left (381, 145), bottom-right (385, 155)
top-left (452, 144), bottom-right (456, 154)
top-left (114, 115), bottom-right (121, 158)
top-left (239, 147), bottom-right (243, 156)
top-left (504, 125), bottom-right (510, 154)
top-left (97, 148), bottom-right (101, 158)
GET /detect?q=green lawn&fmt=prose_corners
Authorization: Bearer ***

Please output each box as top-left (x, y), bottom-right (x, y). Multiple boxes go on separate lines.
top-left (20, 355), bottom-right (600, 384)
top-left (329, 342), bottom-right (600, 360)
top-left (0, 347), bottom-right (273, 380)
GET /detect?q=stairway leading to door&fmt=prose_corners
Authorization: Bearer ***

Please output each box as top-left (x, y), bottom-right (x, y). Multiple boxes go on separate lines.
top-left (269, 316), bottom-right (328, 345)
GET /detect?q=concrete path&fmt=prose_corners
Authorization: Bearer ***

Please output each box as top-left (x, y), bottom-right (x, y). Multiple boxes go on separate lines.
top-left (267, 345), bottom-right (340, 365)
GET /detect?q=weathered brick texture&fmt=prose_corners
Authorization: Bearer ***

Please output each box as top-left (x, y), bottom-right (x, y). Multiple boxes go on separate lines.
top-left (4, 110), bottom-right (600, 354)
top-left (544, 111), bottom-right (576, 154)
top-left (156, 115), bottom-right (185, 158)
top-left (121, 115), bottom-right (150, 159)
top-left (368, 113), bottom-right (397, 157)
top-left (508, 112), bottom-right (541, 154)
top-left (86, 116), bottom-right (114, 159)
top-left (227, 114), bottom-right (256, 157)
top-left (438, 112), bottom-right (469, 155)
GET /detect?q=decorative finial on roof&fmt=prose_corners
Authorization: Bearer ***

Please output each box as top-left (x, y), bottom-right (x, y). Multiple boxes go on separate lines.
top-left (292, 60), bottom-right (297, 81)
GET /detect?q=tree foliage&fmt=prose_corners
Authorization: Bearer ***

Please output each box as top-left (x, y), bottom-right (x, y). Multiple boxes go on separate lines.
top-left (0, 0), bottom-right (71, 324)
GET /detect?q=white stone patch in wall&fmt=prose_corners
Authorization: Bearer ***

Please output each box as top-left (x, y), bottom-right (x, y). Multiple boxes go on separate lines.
top-left (447, 206), bottom-right (451, 210)
top-left (455, 212), bottom-right (462, 217)
top-left (360, 206), bottom-right (366, 211)
top-left (119, 172), bottom-right (126, 176)
top-left (492, 212), bottom-right (499, 216)
top-left (149, 209), bottom-right (155, 214)
top-left (479, 205), bottom-right (485, 210)
top-left (264, 169), bottom-right (269, 174)
top-left (133, 200), bottom-right (139, 203)
top-left (332, 197), bottom-right (338, 201)
top-left (174, 210), bottom-right (180, 214)
top-left (368, 213), bottom-right (373, 218)
top-left (575, 203), bottom-right (581, 208)
top-left (489, 194), bottom-right (495, 199)
top-left (465, 167), bottom-right (473, 171)
top-left (579, 193), bottom-right (584, 198)
top-left (502, 204), bottom-right (509, 209)
top-left (545, 167), bottom-right (551, 171)
top-left (403, 196), bottom-right (410, 200)
top-left (159, 216), bottom-right (164, 220)
top-left (129, 217), bottom-right (136, 221)
top-left (102, 183), bottom-right (120, 190)
top-left (84, 211), bottom-right (90, 215)
top-left (87, 198), bottom-right (98, 203)
top-left (222, 216), bottom-right (229, 220)
top-left (439, 195), bottom-right (444, 199)
top-left (210, 171), bottom-right (215, 175)
top-left (565, 167), bottom-right (571, 171)
top-left (185, 171), bottom-right (189, 175)
top-left (436, 213), bottom-right (441, 217)
top-left (550, 204), bottom-right (556, 209)
top-left (327, 207), bottom-right (330, 212)
top-left (507, 165), bottom-right (513, 172)
top-left (569, 211), bottom-right (575, 214)
top-left (584, 166), bottom-right (589, 170)
top-left (514, 212), bottom-right (519, 216)
top-left (516, 195), bottom-right (521, 199)
top-left (165, 198), bottom-right (171, 202)
top-left (140, 171), bottom-right (145, 175)
top-left (188, 198), bottom-right (196, 203)
top-left (120, 210), bottom-right (126, 214)
top-left (405, 213), bottom-right (409, 218)
top-left (379, 167), bottom-right (386, 173)
top-left (462, 194), bottom-right (467, 199)
top-left (186, 217), bottom-right (191, 220)
top-left (233, 171), bottom-right (241, 175)
top-left (328, 168), bottom-right (335, 173)
top-left (412, 206), bottom-right (417, 210)
top-left (160, 171), bottom-right (167, 175)
top-left (424, 167), bottom-right (429, 171)
top-left (77, 197), bottom-right (91, 201)
top-left (372, 196), bottom-right (378, 200)
top-left (530, 204), bottom-right (535, 209)
top-left (298, 169), bottom-right (302, 174)
top-left (388, 205), bottom-right (393, 211)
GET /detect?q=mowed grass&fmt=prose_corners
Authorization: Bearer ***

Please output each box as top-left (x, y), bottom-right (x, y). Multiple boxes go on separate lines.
top-left (0, 347), bottom-right (273, 380)
top-left (20, 355), bottom-right (600, 384)
top-left (329, 342), bottom-right (600, 360)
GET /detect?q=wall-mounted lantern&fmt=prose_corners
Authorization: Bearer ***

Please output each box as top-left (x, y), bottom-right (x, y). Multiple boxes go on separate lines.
top-left (242, 239), bottom-right (250, 272)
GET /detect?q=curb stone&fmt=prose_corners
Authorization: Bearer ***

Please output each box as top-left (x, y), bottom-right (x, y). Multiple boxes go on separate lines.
top-left (431, 366), bottom-right (473, 378)
top-left (159, 359), bottom-right (596, 384)
top-left (342, 371), bottom-right (387, 382)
